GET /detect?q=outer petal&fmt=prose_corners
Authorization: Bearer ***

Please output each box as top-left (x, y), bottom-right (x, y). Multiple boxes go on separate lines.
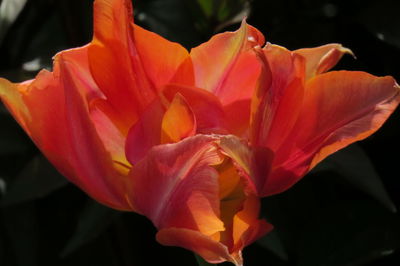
top-left (264, 71), bottom-right (400, 196)
top-left (295, 43), bottom-right (353, 80)
top-left (60, 45), bottom-right (129, 173)
top-left (128, 135), bottom-right (224, 234)
top-left (58, 54), bottom-right (131, 210)
top-left (0, 48), bottom-right (131, 210)
top-left (190, 21), bottom-right (264, 104)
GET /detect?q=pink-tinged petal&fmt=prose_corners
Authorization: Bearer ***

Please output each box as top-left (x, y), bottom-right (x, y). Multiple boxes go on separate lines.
top-left (125, 98), bottom-right (165, 165)
top-left (59, 46), bottom-right (129, 174)
top-left (263, 71), bottom-right (400, 196)
top-left (129, 135), bottom-right (224, 234)
top-left (295, 43), bottom-right (354, 80)
top-left (251, 44), bottom-right (305, 153)
top-left (156, 228), bottom-right (242, 265)
top-left (57, 53), bottom-right (132, 210)
top-left (162, 84), bottom-right (227, 134)
top-left (190, 21), bottom-right (264, 102)
top-left (132, 24), bottom-right (194, 87)
top-left (161, 93), bottom-right (196, 143)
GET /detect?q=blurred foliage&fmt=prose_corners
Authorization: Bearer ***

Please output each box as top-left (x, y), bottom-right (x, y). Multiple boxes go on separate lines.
top-left (0, 0), bottom-right (399, 265)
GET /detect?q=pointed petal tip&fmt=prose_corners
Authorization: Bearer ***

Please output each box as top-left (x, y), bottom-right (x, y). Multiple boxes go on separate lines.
top-left (333, 43), bottom-right (355, 59)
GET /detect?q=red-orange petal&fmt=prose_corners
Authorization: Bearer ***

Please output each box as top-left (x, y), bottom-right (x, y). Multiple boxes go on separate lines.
top-left (0, 48), bottom-right (131, 210)
top-left (251, 44), bottom-right (305, 153)
top-left (263, 71), bottom-right (400, 196)
top-left (125, 97), bottom-right (165, 165)
top-left (190, 21), bottom-right (264, 104)
top-left (89, 0), bottom-right (149, 133)
top-left (232, 195), bottom-right (273, 253)
top-left (295, 43), bottom-right (353, 80)
top-left (162, 84), bottom-right (227, 134)
top-left (132, 24), bottom-right (193, 87)
top-left (161, 93), bottom-right (197, 143)
top-left (89, 0), bottom-right (191, 135)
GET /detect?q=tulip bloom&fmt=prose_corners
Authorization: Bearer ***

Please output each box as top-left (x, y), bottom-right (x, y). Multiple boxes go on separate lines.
top-left (0, 0), bottom-right (399, 265)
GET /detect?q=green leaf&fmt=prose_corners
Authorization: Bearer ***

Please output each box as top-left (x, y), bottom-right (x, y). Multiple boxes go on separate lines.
top-left (61, 199), bottom-right (120, 257)
top-left (311, 144), bottom-right (396, 212)
top-left (1, 155), bottom-right (68, 206)
top-left (197, 0), bottom-right (213, 18)
top-left (257, 230), bottom-right (288, 261)
top-left (194, 254), bottom-right (216, 266)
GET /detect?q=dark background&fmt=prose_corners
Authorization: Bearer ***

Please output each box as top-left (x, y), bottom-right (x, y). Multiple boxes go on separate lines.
top-left (0, 0), bottom-right (399, 265)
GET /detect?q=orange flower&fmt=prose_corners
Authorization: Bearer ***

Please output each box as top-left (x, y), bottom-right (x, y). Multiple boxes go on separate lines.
top-left (0, 0), bottom-right (399, 265)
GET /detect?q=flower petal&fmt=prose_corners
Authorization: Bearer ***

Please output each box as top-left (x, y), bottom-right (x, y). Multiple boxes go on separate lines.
top-left (0, 47), bottom-right (131, 210)
top-left (125, 98), bottom-right (165, 165)
top-left (162, 84), bottom-right (227, 134)
top-left (190, 21), bottom-right (264, 103)
top-left (63, 45), bottom-right (129, 174)
top-left (89, 0), bottom-right (191, 135)
top-left (57, 53), bottom-right (132, 210)
top-left (295, 43), bottom-right (353, 80)
top-left (219, 135), bottom-right (274, 195)
top-left (251, 44), bottom-right (305, 153)
top-left (132, 24), bottom-right (193, 88)
top-left (128, 135), bottom-right (224, 235)
top-left (89, 0), bottom-right (150, 132)
top-left (224, 100), bottom-right (251, 137)
top-left (232, 195), bottom-right (273, 253)
top-left (264, 71), bottom-right (400, 196)
top-left (215, 50), bottom-right (262, 106)
top-left (161, 93), bottom-right (197, 143)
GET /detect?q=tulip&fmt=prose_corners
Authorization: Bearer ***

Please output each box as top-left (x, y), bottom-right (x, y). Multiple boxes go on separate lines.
top-left (0, 0), bottom-right (399, 265)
